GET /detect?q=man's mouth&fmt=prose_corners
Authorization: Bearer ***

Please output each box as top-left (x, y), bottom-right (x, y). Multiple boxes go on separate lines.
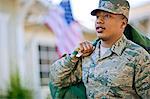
top-left (96, 26), bottom-right (105, 33)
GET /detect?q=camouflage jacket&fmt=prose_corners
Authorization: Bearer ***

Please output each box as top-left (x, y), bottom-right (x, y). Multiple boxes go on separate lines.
top-left (49, 35), bottom-right (150, 99)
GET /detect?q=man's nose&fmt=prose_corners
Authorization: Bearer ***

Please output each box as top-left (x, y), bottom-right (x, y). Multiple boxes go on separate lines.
top-left (96, 17), bottom-right (104, 24)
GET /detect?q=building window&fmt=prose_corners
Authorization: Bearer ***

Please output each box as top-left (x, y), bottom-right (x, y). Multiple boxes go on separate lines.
top-left (38, 45), bottom-right (59, 86)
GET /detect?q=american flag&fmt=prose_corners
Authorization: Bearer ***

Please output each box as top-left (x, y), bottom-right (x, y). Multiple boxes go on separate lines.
top-left (45, 0), bottom-right (84, 56)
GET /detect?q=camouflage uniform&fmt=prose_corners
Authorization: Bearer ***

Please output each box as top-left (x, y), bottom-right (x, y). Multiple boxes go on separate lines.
top-left (49, 0), bottom-right (150, 98)
top-left (49, 35), bottom-right (150, 98)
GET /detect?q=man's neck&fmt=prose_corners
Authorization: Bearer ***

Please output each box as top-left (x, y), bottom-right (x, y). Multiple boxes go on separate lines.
top-left (101, 34), bottom-right (123, 48)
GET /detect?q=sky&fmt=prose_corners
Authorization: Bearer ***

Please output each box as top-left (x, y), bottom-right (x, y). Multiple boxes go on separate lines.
top-left (49, 0), bottom-right (150, 30)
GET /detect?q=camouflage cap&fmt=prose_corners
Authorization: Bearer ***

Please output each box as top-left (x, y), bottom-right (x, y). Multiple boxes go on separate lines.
top-left (91, 0), bottom-right (130, 19)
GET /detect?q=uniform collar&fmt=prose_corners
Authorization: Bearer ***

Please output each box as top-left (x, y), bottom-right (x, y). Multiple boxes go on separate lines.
top-left (94, 35), bottom-right (127, 61)
top-left (111, 35), bottom-right (127, 56)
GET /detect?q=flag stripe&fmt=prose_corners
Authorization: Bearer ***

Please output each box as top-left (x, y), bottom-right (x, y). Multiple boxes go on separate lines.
top-left (45, 0), bottom-right (84, 56)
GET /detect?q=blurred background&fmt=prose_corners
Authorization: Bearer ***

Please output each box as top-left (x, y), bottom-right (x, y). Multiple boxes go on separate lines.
top-left (0, 0), bottom-right (150, 99)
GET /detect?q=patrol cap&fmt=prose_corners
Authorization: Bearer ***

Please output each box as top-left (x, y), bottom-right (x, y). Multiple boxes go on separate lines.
top-left (91, 0), bottom-right (130, 19)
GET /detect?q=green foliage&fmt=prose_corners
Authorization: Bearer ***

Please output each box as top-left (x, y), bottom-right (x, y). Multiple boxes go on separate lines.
top-left (0, 73), bottom-right (33, 99)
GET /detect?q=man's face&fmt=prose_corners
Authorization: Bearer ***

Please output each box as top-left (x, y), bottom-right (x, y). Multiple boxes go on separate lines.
top-left (95, 11), bottom-right (125, 41)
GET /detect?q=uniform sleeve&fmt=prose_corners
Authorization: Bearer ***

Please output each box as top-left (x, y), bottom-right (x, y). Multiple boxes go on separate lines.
top-left (135, 50), bottom-right (150, 99)
top-left (49, 54), bottom-right (82, 88)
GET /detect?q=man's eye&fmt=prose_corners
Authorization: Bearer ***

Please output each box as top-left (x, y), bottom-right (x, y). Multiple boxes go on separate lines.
top-left (96, 16), bottom-right (99, 19)
top-left (104, 14), bottom-right (111, 19)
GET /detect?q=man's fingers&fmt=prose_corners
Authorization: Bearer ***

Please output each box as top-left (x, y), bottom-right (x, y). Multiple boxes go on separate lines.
top-left (83, 41), bottom-right (93, 53)
top-left (79, 42), bottom-right (84, 52)
top-left (83, 42), bottom-right (88, 51)
top-left (86, 42), bottom-right (93, 51)
top-left (75, 41), bottom-right (94, 57)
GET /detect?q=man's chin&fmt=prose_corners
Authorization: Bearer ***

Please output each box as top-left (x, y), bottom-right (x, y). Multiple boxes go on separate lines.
top-left (97, 34), bottom-right (103, 39)
top-left (97, 35), bottom-right (108, 41)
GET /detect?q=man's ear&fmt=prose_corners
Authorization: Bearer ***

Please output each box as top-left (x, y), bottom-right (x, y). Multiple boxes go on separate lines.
top-left (121, 19), bottom-right (127, 29)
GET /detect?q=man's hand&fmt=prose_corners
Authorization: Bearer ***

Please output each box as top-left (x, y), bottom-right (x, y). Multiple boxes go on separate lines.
top-left (76, 41), bottom-right (94, 57)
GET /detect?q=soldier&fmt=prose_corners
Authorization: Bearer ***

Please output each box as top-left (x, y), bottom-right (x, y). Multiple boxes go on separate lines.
top-left (49, 0), bottom-right (150, 98)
